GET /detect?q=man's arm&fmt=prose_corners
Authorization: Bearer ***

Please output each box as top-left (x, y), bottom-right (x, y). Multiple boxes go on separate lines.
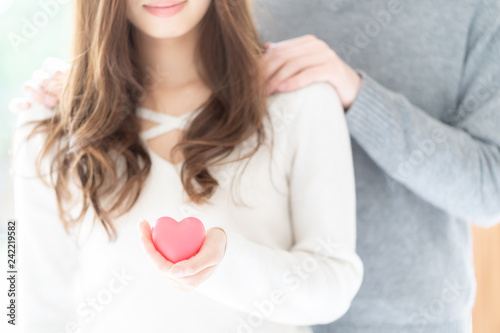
top-left (346, 2), bottom-right (500, 226)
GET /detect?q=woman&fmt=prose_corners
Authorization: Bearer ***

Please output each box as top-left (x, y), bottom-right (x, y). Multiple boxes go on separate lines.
top-left (10, 0), bottom-right (362, 332)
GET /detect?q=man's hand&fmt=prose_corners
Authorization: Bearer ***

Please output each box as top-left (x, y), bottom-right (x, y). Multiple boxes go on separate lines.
top-left (9, 57), bottom-right (68, 113)
top-left (138, 220), bottom-right (227, 292)
top-left (263, 35), bottom-right (362, 109)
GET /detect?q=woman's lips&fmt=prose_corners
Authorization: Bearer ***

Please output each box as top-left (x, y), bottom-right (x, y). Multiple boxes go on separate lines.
top-left (144, 1), bottom-right (187, 18)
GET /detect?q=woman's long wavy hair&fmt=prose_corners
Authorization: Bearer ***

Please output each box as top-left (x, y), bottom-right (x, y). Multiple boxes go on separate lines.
top-left (29, 0), bottom-right (268, 240)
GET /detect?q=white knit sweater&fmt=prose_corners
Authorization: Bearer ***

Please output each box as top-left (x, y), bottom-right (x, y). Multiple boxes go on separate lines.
top-left (10, 82), bottom-right (362, 333)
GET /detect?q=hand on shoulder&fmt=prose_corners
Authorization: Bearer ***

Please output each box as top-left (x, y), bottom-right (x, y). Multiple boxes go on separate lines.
top-left (9, 57), bottom-right (68, 113)
top-left (262, 35), bottom-right (362, 109)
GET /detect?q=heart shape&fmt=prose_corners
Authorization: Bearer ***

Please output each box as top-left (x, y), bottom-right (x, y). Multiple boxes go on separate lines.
top-left (151, 216), bottom-right (205, 263)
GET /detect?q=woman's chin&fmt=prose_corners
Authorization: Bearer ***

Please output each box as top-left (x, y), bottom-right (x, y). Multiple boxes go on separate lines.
top-left (134, 24), bottom-right (194, 40)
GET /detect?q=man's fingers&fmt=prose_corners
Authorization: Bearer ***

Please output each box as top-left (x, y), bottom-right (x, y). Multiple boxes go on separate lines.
top-left (12, 58), bottom-right (69, 113)
top-left (263, 39), bottom-right (322, 80)
top-left (264, 43), bottom-right (313, 74)
top-left (41, 71), bottom-right (65, 96)
top-left (8, 98), bottom-right (31, 114)
top-left (267, 52), bottom-right (329, 93)
top-left (30, 70), bottom-right (51, 89)
top-left (266, 35), bottom-right (317, 53)
top-left (277, 65), bottom-right (331, 92)
top-left (22, 85), bottom-right (57, 108)
top-left (42, 57), bottom-right (70, 76)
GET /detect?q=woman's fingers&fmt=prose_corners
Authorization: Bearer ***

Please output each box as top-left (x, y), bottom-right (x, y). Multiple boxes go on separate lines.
top-left (138, 220), bottom-right (174, 273)
top-left (139, 235), bottom-right (174, 273)
top-left (168, 245), bottom-right (217, 278)
top-left (138, 219), bottom-right (153, 239)
top-left (138, 223), bottom-right (226, 292)
top-left (171, 265), bottom-right (217, 291)
top-left (168, 228), bottom-right (226, 278)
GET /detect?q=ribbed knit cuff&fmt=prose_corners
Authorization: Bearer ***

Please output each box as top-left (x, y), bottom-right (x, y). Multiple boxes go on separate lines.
top-left (313, 318), bottom-right (473, 333)
top-left (346, 71), bottom-right (401, 152)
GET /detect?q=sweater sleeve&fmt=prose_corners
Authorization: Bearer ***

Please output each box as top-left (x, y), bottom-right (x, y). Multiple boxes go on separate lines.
top-left (10, 102), bottom-right (80, 332)
top-left (346, 1), bottom-right (500, 227)
top-left (196, 83), bottom-right (363, 325)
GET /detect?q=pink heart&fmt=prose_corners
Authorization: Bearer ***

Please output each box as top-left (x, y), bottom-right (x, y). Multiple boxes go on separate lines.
top-left (151, 216), bottom-right (205, 263)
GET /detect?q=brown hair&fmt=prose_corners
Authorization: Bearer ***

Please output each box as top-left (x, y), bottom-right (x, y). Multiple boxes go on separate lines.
top-left (28, 0), bottom-right (267, 240)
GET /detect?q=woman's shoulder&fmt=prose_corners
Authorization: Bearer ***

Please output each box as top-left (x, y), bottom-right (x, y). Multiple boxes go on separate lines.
top-left (265, 82), bottom-right (343, 133)
top-left (12, 100), bottom-right (55, 126)
top-left (10, 101), bottom-right (56, 179)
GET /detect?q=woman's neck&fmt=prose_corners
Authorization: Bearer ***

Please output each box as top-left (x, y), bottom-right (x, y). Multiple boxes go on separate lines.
top-left (133, 26), bottom-right (211, 115)
top-left (135, 25), bottom-right (200, 88)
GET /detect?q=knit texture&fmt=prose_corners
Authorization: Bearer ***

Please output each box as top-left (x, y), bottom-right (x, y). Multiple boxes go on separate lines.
top-left (254, 0), bottom-right (500, 332)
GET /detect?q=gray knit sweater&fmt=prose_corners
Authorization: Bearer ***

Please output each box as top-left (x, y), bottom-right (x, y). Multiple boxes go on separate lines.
top-left (254, 0), bottom-right (500, 332)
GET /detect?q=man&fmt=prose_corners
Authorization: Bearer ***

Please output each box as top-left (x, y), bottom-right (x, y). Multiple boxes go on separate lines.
top-left (255, 0), bottom-right (500, 332)
top-left (13, 0), bottom-right (500, 332)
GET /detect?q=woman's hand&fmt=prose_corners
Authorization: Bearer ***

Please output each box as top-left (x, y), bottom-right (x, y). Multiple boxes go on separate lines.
top-left (9, 57), bottom-right (67, 113)
top-left (262, 35), bottom-right (362, 109)
top-left (137, 220), bottom-right (227, 292)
